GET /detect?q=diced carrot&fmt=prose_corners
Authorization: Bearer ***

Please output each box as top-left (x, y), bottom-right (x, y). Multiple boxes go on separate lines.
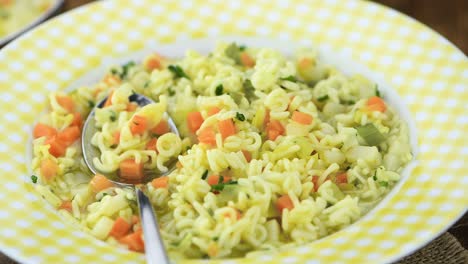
top-left (58, 201), bottom-right (72, 212)
top-left (103, 90), bottom-right (114, 107)
top-left (130, 115), bottom-right (148, 135)
top-left (110, 217), bottom-right (132, 239)
top-left (366, 96), bottom-right (386, 112)
top-left (146, 138), bottom-right (158, 152)
top-left (40, 159), bottom-right (59, 181)
top-left (56, 95), bottom-right (75, 113)
top-left (298, 58), bottom-right (313, 69)
top-left (207, 106), bottom-right (221, 117)
top-left (90, 174), bottom-right (114, 193)
top-left (44, 137), bottom-right (67, 157)
top-left (187, 111), bottom-right (204, 133)
top-left (207, 175), bottom-right (231, 185)
top-left (144, 54), bottom-right (163, 71)
top-left (222, 209), bottom-right (242, 220)
top-left (112, 131), bottom-right (120, 146)
top-left (312, 175), bottom-right (320, 192)
top-left (335, 172), bottom-right (348, 184)
top-left (242, 150), bottom-right (252, 163)
top-left (218, 119), bottom-right (236, 139)
top-left (291, 111), bottom-right (313, 125)
top-left (119, 159), bottom-right (144, 179)
top-left (264, 109), bottom-right (270, 127)
top-left (312, 175), bottom-right (330, 192)
top-left (197, 127), bottom-right (216, 146)
top-left (33, 123), bottom-right (57, 139)
top-left (103, 75), bottom-right (121, 86)
top-left (119, 229), bottom-right (145, 253)
top-left (57, 126), bottom-right (80, 146)
top-left (240, 52), bottom-right (255, 68)
top-left (71, 112), bottom-right (82, 128)
top-left (131, 215), bottom-right (140, 225)
top-left (126, 102), bottom-right (138, 112)
top-left (276, 195), bottom-right (294, 214)
top-left (207, 243), bottom-right (218, 257)
top-left (266, 120), bottom-right (285, 141)
top-left (151, 176), bottom-right (169, 189)
top-left (150, 120), bottom-right (170, 135)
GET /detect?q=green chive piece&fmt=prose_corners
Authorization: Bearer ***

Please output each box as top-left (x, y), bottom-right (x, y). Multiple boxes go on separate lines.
top-left (168, 65), bottom-right (190, 79)
top-left (31, 175), bottom-right (38, 184)
top-left (215, 84), bottom-right (224, 96)
top-left (236, 112), bottom-right (245, 121)
top-left (317, 95), bottom-right (329, 102)
top-left (201, 170), bottom-right (208, 180)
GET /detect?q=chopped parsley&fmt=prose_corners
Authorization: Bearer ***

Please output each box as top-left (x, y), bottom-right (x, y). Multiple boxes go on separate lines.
top-left (236, 112), bottom-right (245, 121)
top-left (356, 123), bottom-right (386, 146)
top-left (243, 79), bottom-right (257, 102)
top-left (239, 45), bottom-right (247, 51)
top-left (215, 84), bottom-right (224, 96)
top-left (31, 175), bottom-right (38, 184)
top-left (375, 85), bottom-right (381, 97)
top-left (317, 95), bottom-right (329, 102)
top-left (379, 181), bottom-right (389, 187)
top-left (213, 236), bottom-right (219, 241)
top-left (280, 75), bottom-right (298, 82)
top-left (211, 180), bottom-right (238, 191)
top-left (168, 65), bottom-right (190, 79)
top-left (201, 170), bottom-right (209, 180)
top-left (109, 111), bottom-right (117, 122)
top-left (121, 61), bottom-right (136, 79)
top-left (373, 175), bottom-right (377, 181)
top-left (168, 87), bottom-right (176, 96)
top-left (88, 100), bottom-right (95, 108)
top-left (343, 100), bottom-right (356, 105)
top-left (225, 43), bottom-right (242, 64)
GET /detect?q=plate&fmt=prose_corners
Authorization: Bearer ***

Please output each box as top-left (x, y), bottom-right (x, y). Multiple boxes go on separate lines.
top-left (0, 0), bottom-right (64, 47)
top-left (0, 0), bottom-right (467, 263)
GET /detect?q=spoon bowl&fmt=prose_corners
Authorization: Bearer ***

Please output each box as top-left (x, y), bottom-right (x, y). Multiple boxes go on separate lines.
top-left (81, 93), bottom-right (174, 264)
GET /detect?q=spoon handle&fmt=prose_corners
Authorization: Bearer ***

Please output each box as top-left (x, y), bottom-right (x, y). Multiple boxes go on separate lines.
top-left (136, 188), bottom-right (170, 264)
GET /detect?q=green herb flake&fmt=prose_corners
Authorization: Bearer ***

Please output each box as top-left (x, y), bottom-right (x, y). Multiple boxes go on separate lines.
top-left (375, 85), bottom-right (381, 97)
top-left (88, 100), bottom-right (95, 108)
top-left (218, 175), bottom-right (224, 184)
top-left (239, 45), bottom-right (247, 51)
top-left (243, 79), bottom-right (257, 102)
top-left (317, 95), bottom-right (329, 102)
top-left (213, 236), bottom-right (219, 241)
top-left (225, 43), bottom-right (242, 64)
top-left (168, 87), bottom-right (176, 96)
top-left (201, 170), bottom-right (209, 180)
top-left (110, 68), bottom-right (119, 75)
top-left (379, 181), bottom-right (389, 187)
top-left (215, 84), bottom-right (224, 96)
top-left (109, 111), bottom-right (117, 122)
top-left (144, 81), bottom-right (151, 88)
top-left (31, 175), bottom-right (38, 184)
top-left (236, 112), bottom-right (245, 121)
top-left (280, 75), bottom-right (297, 82)
top-left (168, 65), bottom-right (190, 79)
top-left (120, 61), bottom-right (136, 79)
top-left (373, 175), bottom-right (377, 181)
top-left (356, 123), bottom-right (386, 146)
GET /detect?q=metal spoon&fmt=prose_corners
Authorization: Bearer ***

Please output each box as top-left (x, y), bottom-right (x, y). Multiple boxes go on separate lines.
top-left (82, 93), bottom-right (175, 264)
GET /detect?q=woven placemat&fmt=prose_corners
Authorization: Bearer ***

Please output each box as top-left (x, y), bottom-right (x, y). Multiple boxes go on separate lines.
top-left (1, 232), bottom-right (467, 263)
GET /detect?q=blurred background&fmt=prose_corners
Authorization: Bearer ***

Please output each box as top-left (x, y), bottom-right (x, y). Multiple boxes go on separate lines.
top-left (63, 0), bottom-right (468, 54)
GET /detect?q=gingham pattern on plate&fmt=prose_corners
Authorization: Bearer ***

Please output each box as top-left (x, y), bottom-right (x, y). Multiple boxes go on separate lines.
top-left (0, 0), bottom-right (467, 263)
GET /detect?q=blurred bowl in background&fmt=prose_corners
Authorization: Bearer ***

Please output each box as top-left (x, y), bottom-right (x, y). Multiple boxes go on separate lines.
top-left (0, 0), bottom-right (64, 48)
